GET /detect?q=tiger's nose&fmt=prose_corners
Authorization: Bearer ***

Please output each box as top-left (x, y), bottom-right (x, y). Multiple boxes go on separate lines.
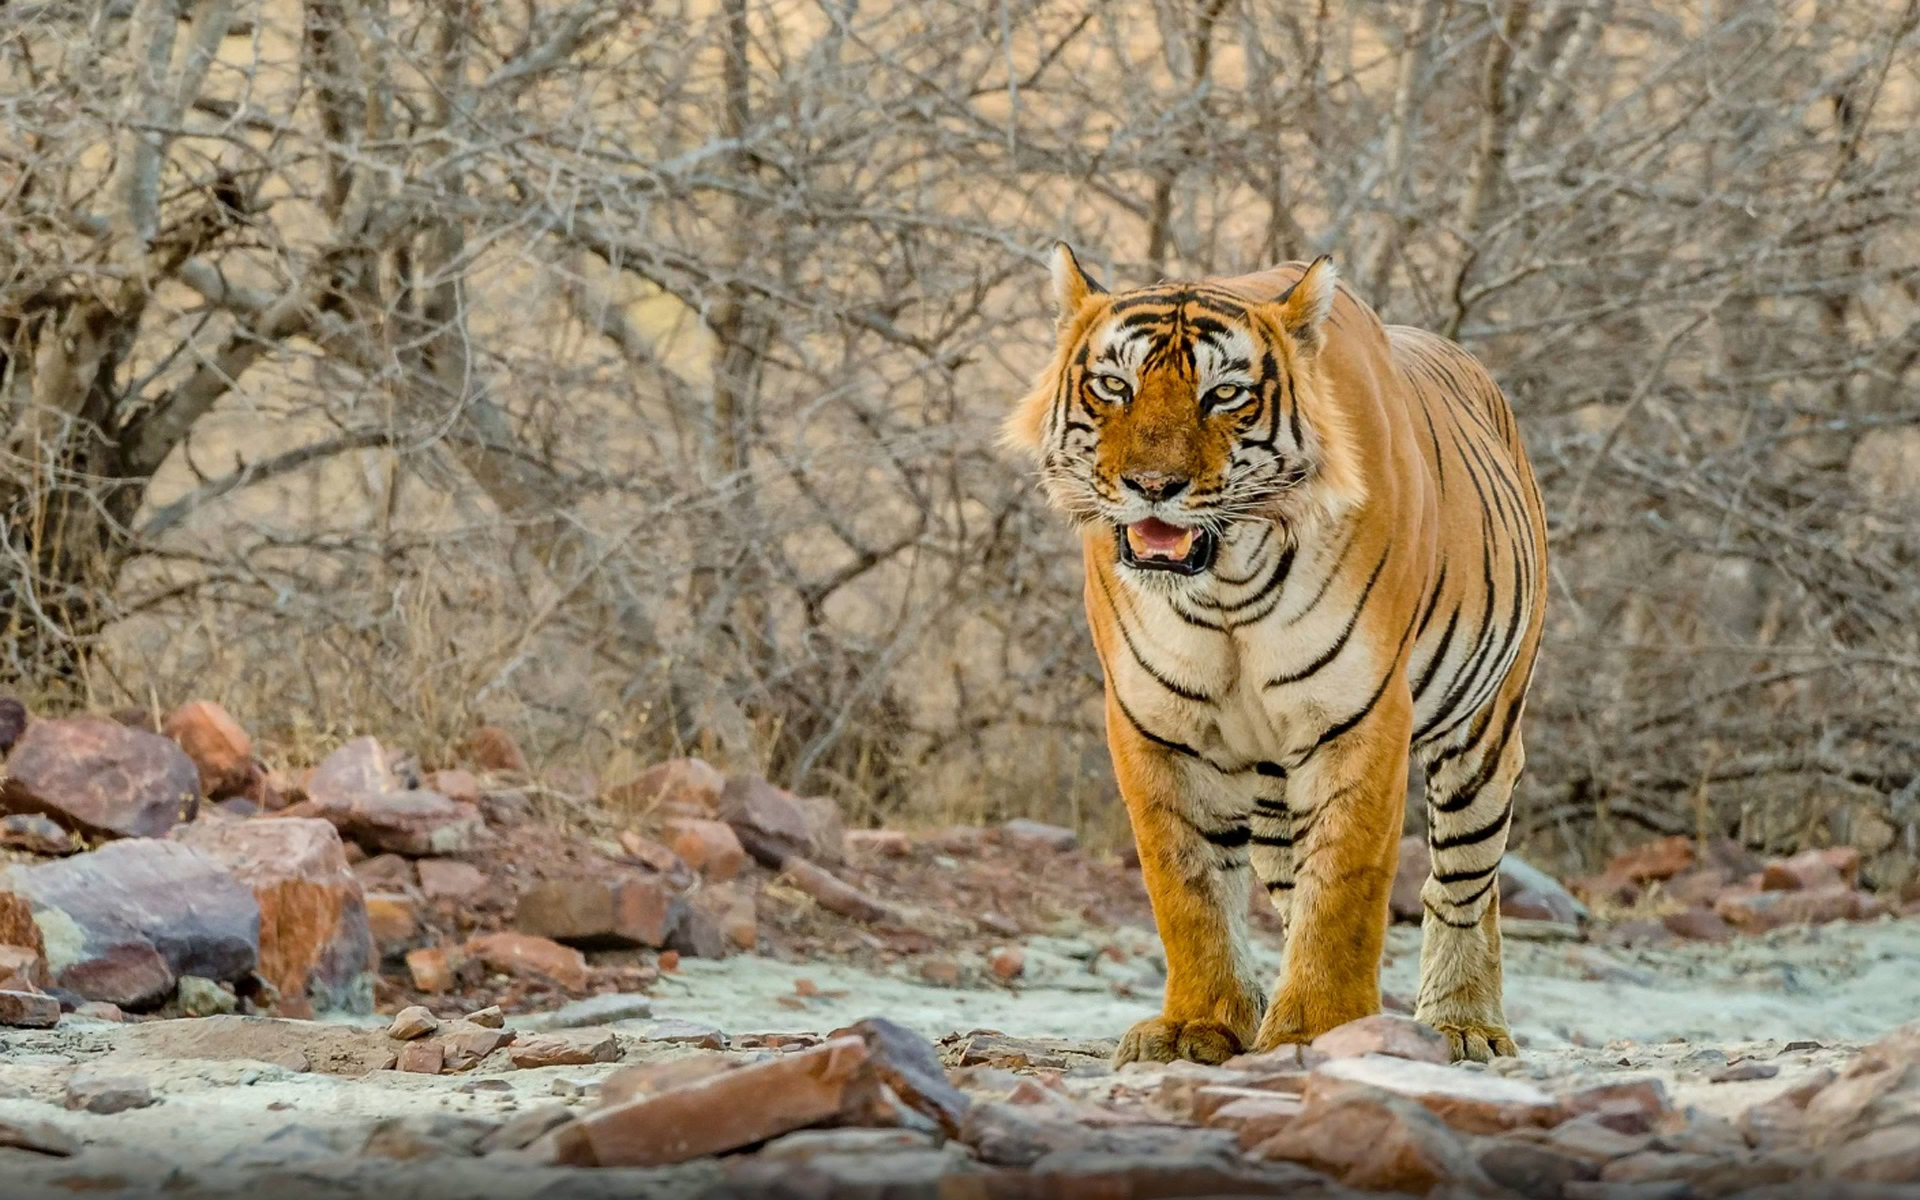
top-left (1121, 471), bottom-right (1189, 501)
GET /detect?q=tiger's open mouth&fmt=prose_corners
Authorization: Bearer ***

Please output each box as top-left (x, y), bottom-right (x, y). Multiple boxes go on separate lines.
top-left (1116, 517), bottom-right (1218, 575)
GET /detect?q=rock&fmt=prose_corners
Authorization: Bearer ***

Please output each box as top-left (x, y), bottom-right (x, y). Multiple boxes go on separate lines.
top-left (1308, 1054), bottom-right (1564, 1134)
top-left (608, 758), bottom-right (726, 819)
top-left (162, 702), bottom-right (253, 799)
top-left (2, 838), bottom-right (258, 1007)
top-left (1478, 1138), bottom-right (1599, 1195)
top-left (464, 931), bottom-right (588, 991)
top-left (515, 872), bottom-right (681, 950)
top-left (175, 975), bottom-right (237, 1017)
top-left (305, 737), bottom-right (396, 806)
top-left (1738, 1068), bottom-right (1835, 1147)
top-left (919, 956), bottom-right (962, 986)
top-left (365, 893), bottom-right (417, 954)
top-left (1204, 1093), bottom-right (1304, 1147)
top-left (1711, 1061), bottom-right (1780, 1083)
top-left (721, 776), bottom-right (816, 867)
top-left (311, 791), bottom-right (485, 858)
top-left (673, 883), bottom-right (754, 958)
top-left (361, 1113), bottom-right (498, 1159)
top-left (1825, 1124), bottom-right (1920, 1181)
top-left (478, 1105), bottom-right (576, 1154)
top-left (1027, 1150), bottom-right (1322, 1197)
top-left (834, 1016), bottom-right (972, 1137)
top-left (516, 992), bottom-right (653, 1032)
top-left (108, 1013), bottom-right (397, 1074)
top-left (531, 1036), bottom-right (877, 1167)
top-left (797, 797), bottom-right (847, 866)
top-left (1605, 836), bottom-right (1696, 884)
top-left (0, 813), bottom-right (77, 856)
top-left (0, 697), bottom-right (26, 755)
top-left (354, 853), bottom-right (415, 891)
top-left (389, 1005), bottom-right (438, 1039)
top-left (459, 726), bottom-right (529, 774)
top-left (0, 988), bottom-right (59, 1027)
top-left (598, 1057), bottom-right (739, 1108)
top-left (1560, 1077), bottom-right (1674, 1135)
top-left (509, 1031), bottom-right (620, 1068)
top-left (615, 831), bottom-right (693, 883)
top-left (989, 947), bottom-right (1025, 981)
top-left (74, 1000), bottom-right (122, 1021)
top-left (1252, 1089), bottom-right (1494, 1193)
top-left (174, 817), bottom-right (372, 1016)
top-left (417, 859), bottom-right (489, 905)
top-left (1391, 835), bottom-right (1429, 922)
top-left (406, 946), bottom-right (458, 993)
top-left (754, 1128), bottom-right (941, 1162)
top-left (1000, 818), bottom-right (1077, 852)
top-left (423, 769), bottom-right (482, 805)
top-left (1664, 905), bottom-right (1734, 941)
top-left (0, 1116), bottom-right (77, 1156)
top-left (1, 717), bottom-right (200, 839)
top-left (664, 818), bottom-right (747, 882)
top-left (441, 1022), bottom-right (514, 1071)
top-left (0, 943), bottom-right (48, 989)
top-left (1503, 887), bottom-right (1586, 924)
top-left (1763, 847), bottom-right (1861, 892)
top-left (397, 1040), bottom-right (445, 1074)
top-left (846, 830), bottom-right (912, 858)
top-left (464, 1004), bottom-right (504, 1027)
top-left (1309, 1014), bottom-right (1452, 1064)
top-left (66, 1067), bottom-right (155, 1114)
top-left (779, 856), bottom-right (896, 923)
top-left (1715, 883), bottom-right (1865, 933)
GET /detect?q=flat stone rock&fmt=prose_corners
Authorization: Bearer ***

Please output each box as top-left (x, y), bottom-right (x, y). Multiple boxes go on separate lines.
top-left (0, 988), bottom-right (59, 1027)
top-left (3, 838), bottom-right (259, 1007)
top-left (508, 1031), bottom-right (621, 1068)
top-left (720, 776), bottom-right (816, 867)
top-left (463, 931), bottom-right (588, 991)
top-left (174, 817), bottom-right (373, 1016)
top-left (1000, 818), bottom-right (1077, 851)
top-left (0, 1116), bottom-right (78, 1156)
top-left (514, 992), bottom-right (654, 1032)
top-left (1, 716), bottom-right (200, 840)
top-left (1308, 1053), bottom-right (1565, 1134)
top-left (162, 701), bottom-right (254, 799)
top-left (515, 872), bottom-right (682, 950)
top-left (106, 1014), bottom-right (397, 1076)
top-left (1252, 1089), bottom-right (1493, 1193)
top-left (1310, 1014), bottom-right (1452, 1064)
top-left (835, 1015), bottom-right (971, 1136)
top-left (65, 1066), bottom-right (156, 1114)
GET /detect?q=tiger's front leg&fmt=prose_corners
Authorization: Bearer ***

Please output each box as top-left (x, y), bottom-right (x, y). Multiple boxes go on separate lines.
top-left (1108, 696), bottom-right (1266, 1066)
top-left (1252, 696), bottom-right (1410, 1050)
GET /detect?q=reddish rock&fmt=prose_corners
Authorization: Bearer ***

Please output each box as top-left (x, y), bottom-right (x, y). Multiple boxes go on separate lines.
top-left (162, 702), bottom-right (253, 799)
top-left (675, 883), bottom-right (755, 956)
top-left (1252, 1089), bottom-right (1493, 1193)
top-left (1, 717), bottom-right (201, 839)
top-left (1763, 847), bottom-right (1861, 892)
top-left (664, 819), bottom-right (746, 882)
top-left (598, 1056), bottom-right (739, 1107)
top-left (1000, 818), bottom-right (1077, 852)
top-left (0, 944), bottom-right (48, 989)
top-left (365, 893), bottom-right (417, 953)
top-left (989, 947), bottom-right (1025, 981)
top-left (616, 830), bottom-right (691, 879)
top-left (175, 817), bottom-right (373, 1015)
top-left (305, 738), bottom-right (397, 807)
top-left (65, 1068), bottom-right (155, 1114)
top-left (397, 1040), bottom-right (444, 1074)
top-left (318, 791), bottom-right (485, 858)
top-left (1715, 883), bottom-right (1864, 933)
top-left (607, 758), bottom-right (726, 819)
top-left (1664, 905), bottom-right (1734, 942)
top-left (423, 770), bottom-right (481, 806)
top-left (1206, 1093), bottom-right (1304, 1147)
top-left (515, 872), bottom-right (681, 949)
top-left (509, 1031), bottom-right (621, 1068)
top-left (1502, 888), bottom-right (1578, 923)
top-left (1310, 1014), bottom-right (1451, 1065)
top-left (1390, 836), bottom-right (1429, 922)
top-left (416, 858), bottom-right (488, 905)
top-left (0, 814), bottom-right (77, 856)
top-left (0, 989), bottom-right (59, 1027)
top-left (74, 1000), bottom-right (122, 1022)
top-left (464, 931), bottom-right (588, 991)
top-left (406, 946), bottom-right (457, 993)
top-left (846, 830), bottom-right (912, 858)
top-left (1307, 1054), bottom-right (1564, 1134)
top-left (464, 1004), bottom-right (504, 1027)
top-left (1560, 1077), bottom-right (1673, 1135)
top-left (799, 797), bottom-right (847, 866)
top-left (533, 1036), bottom-right (878, 1167)
top-left (779, 857), bottom-right (895, 924)
top-left (1605, 836), bottom-right (1696, 884)
top-left (388, 1005), bottom-right (438, 1039)
top-left (3, 838), bottom-right (258, 1007)
top-left (919, 957), bottom-right (962, 986)
top-left (460, 726), bottom-right (529, 774)
top-left (721, 776), bottom-right (816, 867)
top-left (441, 1023), bottom-right (514, 1071)
top-left (1665, 867), bottom-right (1731, 907)
top-left (354, 853), bottom-right (416, 891)
top-left (833, 1016), bottom-right (973, 1137)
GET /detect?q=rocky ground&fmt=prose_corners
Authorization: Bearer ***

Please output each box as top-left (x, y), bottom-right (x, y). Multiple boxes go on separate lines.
top-left (2, 698), bottom-right (1920, 1198)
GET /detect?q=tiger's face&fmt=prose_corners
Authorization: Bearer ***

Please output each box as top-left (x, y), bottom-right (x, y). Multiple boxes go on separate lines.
top-left (1007, 246), bottom-right (1351, 581)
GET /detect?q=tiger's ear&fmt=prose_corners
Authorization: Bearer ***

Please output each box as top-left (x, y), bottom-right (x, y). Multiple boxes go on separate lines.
top-left (1272, 255), bottom-right (1338, 353)
top-left (1049, 242), bottom-right (1106, 331)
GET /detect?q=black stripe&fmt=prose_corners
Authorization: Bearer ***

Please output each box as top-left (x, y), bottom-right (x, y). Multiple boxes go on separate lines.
top-left (1251, 831), bottom-right (1295, 848)
top-left (1301, 620), bottom-right (1418, 760)
top-left (1432, 862), bottom-right (1497, 885)
top-left (1254, 761), bottom-right (1287, 778)
top-left (1111, 691), bottom-right (1202, 760)
top-left (1265, 543), bottom-right (1391, 688)
top-left (1429, 799), bottom-right (1513, 852)
top-left (1096, 569), bottom-right (1214, 703)
top-left (1201, 823), bottom-right (1252, 849)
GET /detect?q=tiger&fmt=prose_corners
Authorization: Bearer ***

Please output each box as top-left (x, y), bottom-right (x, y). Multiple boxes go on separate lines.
top-left (1004, 246), bottom-right (1547, 1064)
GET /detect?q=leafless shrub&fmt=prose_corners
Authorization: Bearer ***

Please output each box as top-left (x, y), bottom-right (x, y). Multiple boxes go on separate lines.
top-left (2, 0), bottom-right (1916, 876)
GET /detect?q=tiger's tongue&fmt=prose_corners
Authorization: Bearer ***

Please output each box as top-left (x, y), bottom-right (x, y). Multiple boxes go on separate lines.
top-left (1126, 517), bottom-right (1198, 560)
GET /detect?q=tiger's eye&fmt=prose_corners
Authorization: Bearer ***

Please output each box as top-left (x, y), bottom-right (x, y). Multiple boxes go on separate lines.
top-left (1092, 374), bottom-right (1131, 400)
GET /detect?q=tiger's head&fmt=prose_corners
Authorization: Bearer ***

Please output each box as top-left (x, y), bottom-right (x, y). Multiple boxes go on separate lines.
top-left (1005, 245), bottom-right (1365, 581)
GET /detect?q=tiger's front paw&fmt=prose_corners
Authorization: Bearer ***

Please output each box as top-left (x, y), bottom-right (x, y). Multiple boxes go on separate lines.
top-left (1113, 1016), bottom-right (1246, 1066)
top-left (1428, 1020), bottom-right (1516, 1063)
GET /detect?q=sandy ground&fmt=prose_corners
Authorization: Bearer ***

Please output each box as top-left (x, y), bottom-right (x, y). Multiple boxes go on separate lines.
top-left (1, 915), bottom-right (1916, 1198)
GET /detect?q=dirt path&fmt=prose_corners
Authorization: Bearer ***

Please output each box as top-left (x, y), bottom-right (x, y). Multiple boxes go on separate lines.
top-left (2, 916), bottom-right (1914, 1198)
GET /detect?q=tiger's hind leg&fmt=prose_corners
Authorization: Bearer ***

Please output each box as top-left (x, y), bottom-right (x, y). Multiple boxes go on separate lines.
top-left (1414, 690), bottom-right (1527, 1062)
